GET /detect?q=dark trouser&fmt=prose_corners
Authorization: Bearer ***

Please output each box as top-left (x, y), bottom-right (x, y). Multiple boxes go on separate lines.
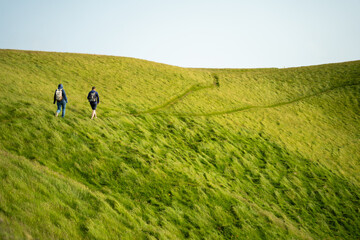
top-left (57, 100), bottom-right (66, 117)
top-left (90, 102), bottom-right (97, 110)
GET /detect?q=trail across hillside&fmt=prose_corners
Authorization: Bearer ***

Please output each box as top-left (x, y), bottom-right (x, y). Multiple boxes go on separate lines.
top-left (126, 81), bottom-right (360, 117)
top-left (132, 84), bottom-right (214, 115)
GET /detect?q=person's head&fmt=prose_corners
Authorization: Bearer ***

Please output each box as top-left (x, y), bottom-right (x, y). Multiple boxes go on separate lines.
top-left (58, 84), bottom-right (63, 89)
top-left (92, 86), bottom-right (96, 91)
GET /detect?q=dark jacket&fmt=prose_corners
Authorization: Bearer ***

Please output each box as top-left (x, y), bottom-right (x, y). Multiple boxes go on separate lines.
top-left (54, 84), bottom-right (68, 104)
top-left (87, 90), bottom-right (100, 103)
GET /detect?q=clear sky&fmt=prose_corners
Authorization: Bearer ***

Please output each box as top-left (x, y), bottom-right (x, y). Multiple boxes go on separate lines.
top-left (0, 0), bottom-right (359, 68)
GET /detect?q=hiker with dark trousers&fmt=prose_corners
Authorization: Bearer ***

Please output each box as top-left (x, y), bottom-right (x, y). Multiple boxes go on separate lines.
top-left (54, 83), bottom-right (68, 117)
top-left (87, 86), bottom-right (100, 119)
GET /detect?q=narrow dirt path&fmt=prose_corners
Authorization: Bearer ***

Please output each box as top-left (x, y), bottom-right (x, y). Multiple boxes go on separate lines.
top-left (131, 84), bottom-right (214, 116)
top-left (107, 81), bottom-right (359, 118)
top-left (165, 82), bottom-right (360, 117)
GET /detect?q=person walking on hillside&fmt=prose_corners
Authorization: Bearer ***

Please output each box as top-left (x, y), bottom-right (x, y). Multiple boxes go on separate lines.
top-left (54, 83), bottom-right (68, 117)
top-left (87, 86), bottom-right (100, 119)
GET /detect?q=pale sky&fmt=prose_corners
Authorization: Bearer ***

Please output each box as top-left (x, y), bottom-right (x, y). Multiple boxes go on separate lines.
top-left (0, 0), bottom-right (359, 68)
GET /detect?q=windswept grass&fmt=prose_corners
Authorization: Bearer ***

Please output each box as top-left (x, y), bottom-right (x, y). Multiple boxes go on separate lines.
top-left (0, 49), bottom-right (360, 239)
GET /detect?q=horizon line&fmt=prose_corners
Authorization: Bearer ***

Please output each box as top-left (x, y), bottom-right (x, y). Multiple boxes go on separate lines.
top-left (1, 48), bottom-right (359, 70)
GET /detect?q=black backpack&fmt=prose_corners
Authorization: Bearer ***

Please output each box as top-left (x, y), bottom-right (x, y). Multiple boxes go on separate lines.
top-left (89, 92), bottom-right (97, 102)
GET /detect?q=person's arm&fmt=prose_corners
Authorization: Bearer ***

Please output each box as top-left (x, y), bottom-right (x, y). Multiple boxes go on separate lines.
top-left (87, 92), bottom-right (90, 101)
top-left (97, 92), bottom-right (100, 103)
top-left (53, 90), bottom-right (56, 104)
top-left (62, 89), bottom-right (68, 103)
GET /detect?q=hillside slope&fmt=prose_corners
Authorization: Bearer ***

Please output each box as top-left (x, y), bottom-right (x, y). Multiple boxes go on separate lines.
top-left (1, 49), bottom-right (360, 239)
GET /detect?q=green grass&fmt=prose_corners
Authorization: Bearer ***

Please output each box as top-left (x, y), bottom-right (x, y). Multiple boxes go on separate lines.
top-left (0, 49), bottom-right (360, 239)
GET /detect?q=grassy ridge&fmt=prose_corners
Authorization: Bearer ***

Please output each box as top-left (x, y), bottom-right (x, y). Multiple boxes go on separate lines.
top-left (0, 49), bottom-right (360, 239)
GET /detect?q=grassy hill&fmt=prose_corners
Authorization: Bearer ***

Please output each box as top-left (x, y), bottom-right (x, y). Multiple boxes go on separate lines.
top-left (0, 49), bottom-right (360, 239)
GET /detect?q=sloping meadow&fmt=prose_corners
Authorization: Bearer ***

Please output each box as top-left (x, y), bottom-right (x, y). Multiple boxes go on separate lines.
top-left (0, 50), bottom-right (360, 239)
